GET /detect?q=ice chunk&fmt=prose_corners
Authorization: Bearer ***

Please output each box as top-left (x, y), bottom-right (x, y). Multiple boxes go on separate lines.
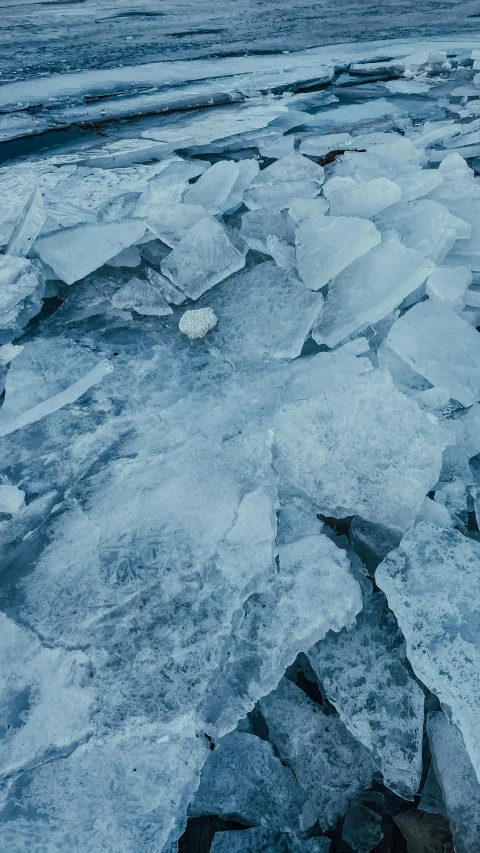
top-left (244, 181), bottom-right (321, 213)
top-left (0, 255), bottom-right (45, 343)
top-left (374, 199), bottom-right (462, 263)
top-left (455, 403), bottom-right (480, 459)
top-left (274, 369), bottom-right (446, 534)
top-left (259, 135), bottom-right (295, 159)
top-left (299, 133), bottom-right (353, 157)
top-left (143, 203), bottom-right (210, 248)
top-left (426, 265), bottom-right (472, 312)
top-left (393, 170), bottom-right (444, 201)
top-left (265, 235), bottom-right (296, 273)
top-left (385, 299), bottom-right (480, 407)
top-left (0, 343), bottom-right (23, 365)
top-left (308, 591), bottom-right (424, 799)
top-left (0, 484), bottom-right (25, 514)
top-left (323, 176), bottom-right (401, 218)
top-left (161, 218), bottom-right (245, 300)
top-left (190, 731), bottom-right (316, 834)
top-left (179, 307), bottom-right (217, 339)
top-left (341, 792), bottom-right (384, 853)
top-left (253, 153), bottom-right (325, 187)
top-left (239, 209), bottom-right (295, 254)
top-left (259, 678), bottom-right (373, 830)
top-left (34, 219), bottom-right (146, 284)
top-left (415, 495), bottom-right (454, 529)
top-left (111, 278), bottom-right (173, 317)
top-left (295, 215), bottom-right (381, 291)
top-left (377, 523), bottom-right (480, 783)
top-left (288, 197), bottom-right (329, 222)
top-left (206, 261), bottom-right (324, 363)
top-left (349, 60), bottom-right (405, 77)
top-left (427, 712), bottom-right (480, 853)
top-left (106, 245), bottom-right (141, 268)
top-left (210, 829), bottom-right (330, 853)
top-left (184, 160), bottom-right (241, 214)
top-left (204, 532), bottom-right (362, 735)
top-left (223, 159), bottom-right (260, 213)
top-left (314, 235), bottom-right (433, 348)
top-left (5, 187), bottom-right (45, 256)
top-left (145, 267), bottom-right (186, 305)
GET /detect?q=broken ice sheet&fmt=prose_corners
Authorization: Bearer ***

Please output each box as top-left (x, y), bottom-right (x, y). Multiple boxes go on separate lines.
top-left (376, 523), bottom-right (480, 784)
top-left (273, 369), bottom-right (447, 535)
top-left (385, 298), bottom-right (480, 407)
top-left (161, 217), bottom-right (245, 299)
top-left (184, 159), bottom-right (258, 214)
top-left (206, 261), bottom-right (323, 364)
top-left (374, 198), bottom-right (469, 263)
top-left (210, 829), bottom-right (330, 853)
top-left (190, 731), bottom-right (316, 834)
top-left (313, 234), bottom-right (433, 349)
top-left (295, 214), bottom-right (381, 291)
top-left (308, 591), bottom-right (424, 799)
top-left (34, 219), bottom-right (146, 284)
top-left (0, 484), bottom-right (25, 514)
top-left (260, 678), bottom-right (373, 830)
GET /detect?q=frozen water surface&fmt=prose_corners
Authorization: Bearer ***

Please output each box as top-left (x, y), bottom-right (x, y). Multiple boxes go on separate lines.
top-left (2, 27), bottom-right (480, 853)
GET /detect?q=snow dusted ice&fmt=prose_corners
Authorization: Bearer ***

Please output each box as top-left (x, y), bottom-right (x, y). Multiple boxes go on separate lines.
top-left (1, 33), bottom-right (480, 853)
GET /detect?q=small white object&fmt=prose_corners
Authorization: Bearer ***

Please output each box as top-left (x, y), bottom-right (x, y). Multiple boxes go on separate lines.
top-left (0, 484), bottom-right (25, 514)
top-left (179, 308), bottom-right (217, 340)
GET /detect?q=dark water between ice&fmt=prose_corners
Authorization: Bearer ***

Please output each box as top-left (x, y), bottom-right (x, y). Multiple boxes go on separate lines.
top-left (3, 0), bottom-right (480, 82)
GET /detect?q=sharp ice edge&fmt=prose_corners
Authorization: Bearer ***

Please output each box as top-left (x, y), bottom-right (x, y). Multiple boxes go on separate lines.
top-left (2, 35), bottom-right (480, 853)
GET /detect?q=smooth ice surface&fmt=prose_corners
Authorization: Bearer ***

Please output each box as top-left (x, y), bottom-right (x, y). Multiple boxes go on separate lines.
top-left (295, 215), bottom-right (381, 291)
top-left (308, 592), bottom-right (424, 799)
top-left (393, 171), bottom-right (444, 202)
top-left (274, 369), bottom-right (447, 534)
top-left (161, 218), bottom-right (245, 299)
top-left (323, 177), bottom-right (402, 218)
top-left (260, 678), bottom-right (373, 830)
top-left (427, 712), bottom-right (480, 853)
top-left (34, 219), bottom-right (146, 285)
top-left (190, 731), bottom-right (316, 834)
top-left (179, 307), bottom-right (217, 339)
top-left (385, 298), bottom-right (480, 407)
top-left (314, 235), bottom-right (434, 347)
top-left (377, 524), bottom-right (480, 784)
top-left (374, 199), bottom-right (464, 263)
top-left (210, 828), bottom-right (330, 853)
top-left (184, 160), bottom-right (241, 213)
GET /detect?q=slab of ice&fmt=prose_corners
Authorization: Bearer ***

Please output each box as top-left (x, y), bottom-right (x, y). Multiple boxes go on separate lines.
top-left (253, 153), bottom-right (325, 187)
top-left (143, 203), bottom-right (207, 249)
top-left (288, 198), bottom-right (329, 222)
top-left (179, 307), bottom-right (217, 339)
top-left (5, 187), bottom-right (45, 257)
top-left (374, 199), bottom-right (465, 262)
top-left (323, 176), bottom-right (402, 218)
top-left (34, 219), bottom-right (146, 285)
top-left (161, 218), bottom-right (245, 300)
top-left (0, 484), bottom-right (25, 514)
top-left (314, 234), bottom-right (433, 348)
top-left (184, 160), bottom-right (241, 213)
top-left (107, 245), bottom-right (141, 268)
top-left (206, 261), bottom-right (324, 363)
top-left (146, 267), bottom-right (186, 305)
top-left (274, 369), bottom-right (446, 534)
top-left (138, 171), bottom-right (189, 206)
top-left (259, 135), bottom-right (296, 159)
top-left (260, 678), bottom-right (373, 830)
top-left (190, 731), bottom-right (316, 834)
top-left (426, 265), bottom-right (472, 312)
top-left (455, 403), bottom-right (480, 459)
top-left (295, 215), bottom-right (381, 291)
top-left (239, 209), bottom-right (295, 254)
top-left (0, 255), bottom-right (45, 343)
top-left (210, 829), bottom-right (330, 853)
top-left (308, 591), bottom-right (424, 799)
top-left (427, 712), bottom-right (480, 853)
top-left (299, 133), bottom-right (353, 157)
top-left (385, 299), bottom-right (480, 407)
top-left (244, 181), bottom-right (321, 213)
top-left (111, 278), bottom-right (173, 317)
top-left (377, 523), bottom-right (480, 783)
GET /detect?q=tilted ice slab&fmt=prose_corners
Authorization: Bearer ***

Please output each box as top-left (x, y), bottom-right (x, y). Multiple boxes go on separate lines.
top-left (260, 678), bottom-right (374, 831)
top-left (274, 369), bottom-right (447, 534)
top-left (308, 591), bottom-right (424, 799)
top-left (295, 215), bottom-right (381, 291)
top-left (314, 234), bottom-right (434, 348)
top-left (385, 298), bottom-right (480, 407)
top-left (377, 523), bottom-right (480, 784)
top-left (427, 712), bottom-right (480, 853)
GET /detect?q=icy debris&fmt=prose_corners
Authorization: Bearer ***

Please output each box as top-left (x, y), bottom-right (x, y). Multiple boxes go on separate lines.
top-left (239, 209), bottom-right (295, 254)
top-left (179, 307), bottom-right (217, 340)
top-left (143, 203), bottom-right (209, 248)
top-left (34, 219), bottom-right (146, 285)
top-left (385, 299), bottom-right (480, 407)
top-left (107, 245), bottom-right (142, 268)
top-left (0, 255), bottom-right (45, 344)
top-left (244, 181), bottom-right (321, 212)
top-left (295, 214), bottom-right (381, 291)
top-left (161, 218), bottom-right (245, 300)
top-left (323, 176), bottom-right (402, 218)
top-left (253, 153), bottom-right (325, 187)
top-left (427, 712), bottom-right (480, 853)
top-left (0, 484), bottom-right (25, 514)
top-left (210, 829), bottom-right (330, 853)
top-left (377, 523), bottom-right (480, 783)
top-left (308, 591), bottom-right (424, 799)
top-left (190, 731), bottom-right (317, 834)
top-left (205, 532), bottom-right (362, 735)
top-left (206, 261), bottom-right (324, 363)
top-left (299, 132), bottom-right (353, 157)
top-left (260, 678), bottom-right (373, 830)
top-left (274, 369), bottom-right (447, 534)
top-left (425, 265), bottom-right (472, 312)
top-left (314, 234), bottom-right (433, 348)
top-left (5, 187), bottom-right (45, 256)
top-left (111, 278), bottom-right (173, 317)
